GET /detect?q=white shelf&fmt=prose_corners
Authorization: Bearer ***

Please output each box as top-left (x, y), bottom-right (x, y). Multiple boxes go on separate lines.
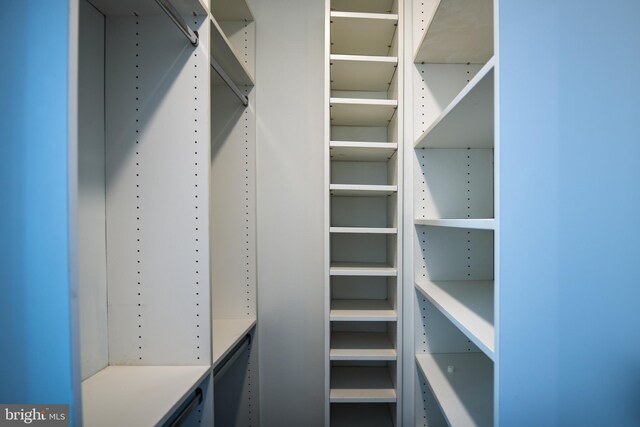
top-left (415, 218), bottom-right (495, 230)
top-left (330, 184), bottom-right (397, 197)
top-left (212, 317), bottom-right (256, 367)
top-left (414, 0), bottom-right (493, 64)
top-left (330, 262), bottom-right (397, 276)
top-left (330, 12), bottom-right (398, 56)
top-left (330, 54), bottom-right (398, 91)
top-left (330, 367), bottom-right (396, 403)
top-left (331, 403), bottom-right (394, 427)
top-left (330, 141), bottom-right (397, 161)
top-left (415, 58), bottom-right (494, 149)
top-left (330, 98), bottom-right (397, 126)
top-left (415, 280), bottom-right (494, 359)
top-left (330, 227), bottom-right (397, 234)
top-left (330, 299), bottom-right (397, 321)
top-left (81, 365), bottom-right (210, 427)
top-left (210, 16), bottom-right (254, 87)
top-left (416, 353), bottom-right (493, 427)
top-left (331, 0), bottom-right (397, 14)
top-left (92, 0), bottom-right (208, 16)
top-left (331, 332), bottom-right (396, 361)
top-left (210, 0), bottom-right (254, 21)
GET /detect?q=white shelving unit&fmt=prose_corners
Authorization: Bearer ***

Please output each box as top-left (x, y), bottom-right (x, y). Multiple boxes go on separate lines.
top-left (408, 0), bottom-right (496, 424)
top-left (326, 0), bottom-right (402, 425)
top-left (416, 353), bottom-right (493, 427)
top-left (212, 318), bottom-right (257, 367)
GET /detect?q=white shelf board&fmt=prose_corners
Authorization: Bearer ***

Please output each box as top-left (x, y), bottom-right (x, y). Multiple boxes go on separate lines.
top-left (331, 403), bottom-right (394, 427)
top-left (414, 0), bottom-right (493, 64)
top-left (416, 353), bottom-right (493, 427)
top-left (330, 98), bottom-right (397, 126)
top-left (415, 218), bottom-right (495, 230)
top-left (91, 0), bottom-right (208, 16)
top-left (331, 0), bottom-right (396, 14)
top-left (330, 262), bottom-right (397, 276)
top-left (330, 184), bottom-right (397, 197)
top-left (330, 366), bottom-right (396, 403)
top-left (210, 0), bottom-right (254, 21)
top-left (415, 58), bottom-right (494, 149)
top-left (210, 17), bottom-right (254, 87)
top-left (331, 332), bottom-right (396, 361)
top-left (82, 365), bottom-right (210, 427)
top-left (415, 280), bottom-right (494, 359)
top-left (330, 141), bottom-right (397, 161)
top-left (330, 299), bottom-right (397, 321)
top-left (330, 227), bottom-right (397, 234)
top-left (330, 12), bottom-right (398, 56)
top-left (330, 54), bottom-right (398, 91)
top-left (212, 317), bottom-right (256, 367)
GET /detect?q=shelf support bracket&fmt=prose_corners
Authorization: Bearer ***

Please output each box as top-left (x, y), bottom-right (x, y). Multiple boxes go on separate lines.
top-left (155, 0), bottom-right (199, 47)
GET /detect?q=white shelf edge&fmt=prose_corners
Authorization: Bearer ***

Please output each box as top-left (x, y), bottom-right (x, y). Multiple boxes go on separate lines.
top-left (81, 365), bottom-right (210, 427)
top-left (415, 280), bottom-right (495, 359)
top-left (330, 141), bottom-right (398, 149)
top-left (330, 262), bottom-right (397, 276)
top-left (330, 54), bottom-right (398, 63)
top-left (414, 218), bottom-right (495, 230)
top-left (330, 299), bottom-right (398, 321)
top-left (330, 331), bottom-right (397, 361)
top-left (330, 97), bottom-right (398, 106)
top-left (212, 317), bottom-right (256, 367)
top-left (330, 366), bottom-right (397, 403)
top-left (414, 57), bottom-right (495, 148)
top-left (416, 353), bottom-right (493, 427)
top-left (330, 184), bottom-right (398, 192)
top-left (330, 11), bottom-right (399, 21)
top-left (330, 227), bottom-right (397, 234)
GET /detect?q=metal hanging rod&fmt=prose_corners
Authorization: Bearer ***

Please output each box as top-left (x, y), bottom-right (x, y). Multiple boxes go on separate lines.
top-left (213, 333), bottom-right (251, 382)
top-left (163, 387), bottom-right (203, 427)
top-left (211, 57), bottom-right (249, 106)
top-left (155, 0), bottom-right (199, 46)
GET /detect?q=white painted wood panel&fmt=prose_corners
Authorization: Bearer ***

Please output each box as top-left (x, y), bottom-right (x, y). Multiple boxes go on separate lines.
top-left (212, 318), bottom-right (256, 367)
top-left (330, 98), bottom-right (398, 126)
top-left (331, 299), bottom-right (397, 321)
top-left (330, 141), bottom-right (397, 161)
top-left (330, 366), bottom-right (396, 402)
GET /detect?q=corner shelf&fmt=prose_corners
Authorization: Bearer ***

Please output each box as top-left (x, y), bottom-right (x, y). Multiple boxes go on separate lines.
top-left (330, 54), bottom-right (398, 91)
top-left (416, 353), bottom-right (493, 427)
top-left (81, 365), bottom-right (210, 427)
top-left (414, 218), bottom-right (495, 230)
top-left (330, 299), bottom-right (397, 321)
top-left (330, 366), bottom-right (396, 403)
top-left (330, 12), bottom-right (398, 56)
top-left (330, 332), bottom-right (396, 361)
top-left (212, 318), bottom-right (256, 367)
top-left (413, 0), bottom-right (493, 64)
top-left (330, 184), bottom-right (397, 197)
top-left (330, 262), bottom-right (397, 276)
top-left (414, 58), bottom-right (494, 149)
top-left (210, 16), bottom-right (255, 87)
top-left (330, 227), bottom-right (397, 234)
top-left (330, 98), bottom-right (398, 126)
top-left (415, 280), bottom-right (494, 359)
top-left (210, 0), bottom-right (253, 20)
top-left (330, 141), bottom-right (397, 161)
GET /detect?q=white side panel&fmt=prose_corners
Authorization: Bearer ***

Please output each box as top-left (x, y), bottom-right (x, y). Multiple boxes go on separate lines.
top-left (211, 83), bottom-right (257, 319)
top-left (105, 15), bottom-right (211, 365)
top-left (78, 0), bottom-right (108, 380)
top-left (252, 0), bottom-right (326, 424)
top-left (219, 20), bottom-right (256, 83)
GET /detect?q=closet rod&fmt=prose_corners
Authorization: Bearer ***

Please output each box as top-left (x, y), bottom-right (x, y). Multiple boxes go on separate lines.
top-left (155, 0), bottom-right (199, 46)
top-left (213, 333), bottom-right (252, 382)
top-left (211, 58), bottom-right (249, 106)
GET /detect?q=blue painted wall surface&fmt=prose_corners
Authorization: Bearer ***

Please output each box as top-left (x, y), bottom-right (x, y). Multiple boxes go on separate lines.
top-left (0, 0), bottom-right (74, 411)
top-left (499, 1), bottom-right (640, 425)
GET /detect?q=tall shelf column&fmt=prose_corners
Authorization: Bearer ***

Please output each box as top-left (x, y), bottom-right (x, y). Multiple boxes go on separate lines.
top-left (325, 0), bottom-right (403, 426)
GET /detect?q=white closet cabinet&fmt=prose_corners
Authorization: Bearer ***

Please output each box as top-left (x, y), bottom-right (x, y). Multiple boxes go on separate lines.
top-left (325, 0), bottom-right (403, 425)
top-left (404, 0), bottom-right (495, 426)
top-left (75, 0), bottom-right (257, 425)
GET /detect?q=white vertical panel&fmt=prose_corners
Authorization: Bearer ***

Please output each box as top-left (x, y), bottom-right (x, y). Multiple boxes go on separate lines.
top-left (219, 20), bottom-right (256, 82)
top-left (252, 0), bottom-right (326, 424)
top-left (78, 0), bottom-right (108, 380)
top-left (105, 15), bottom-right (211, 365)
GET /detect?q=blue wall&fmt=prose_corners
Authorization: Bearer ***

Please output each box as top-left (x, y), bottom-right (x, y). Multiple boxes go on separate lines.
top-left (0, 0), bottom-right (74, 411)
top-left (499, 1), bottom-right (640, 425)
